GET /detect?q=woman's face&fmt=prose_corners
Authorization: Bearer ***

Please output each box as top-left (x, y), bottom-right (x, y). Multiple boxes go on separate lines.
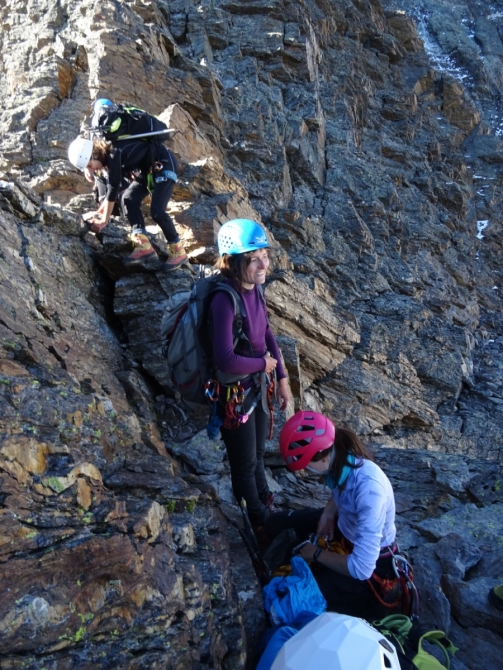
top-left (242, 248), bottom-right (269, 288)
top-left (87, 159), bottom-right (104, 171)
top-left (306, 452), bottom-right (332, 475)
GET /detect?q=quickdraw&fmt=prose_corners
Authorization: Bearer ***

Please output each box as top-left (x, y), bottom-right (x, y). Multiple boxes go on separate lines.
top-left (223, 383), bottom-right (246, 430)
top-left (204, 379), bottom-right (220, 402)
top-left (205, 380), bottom-right (223, 439)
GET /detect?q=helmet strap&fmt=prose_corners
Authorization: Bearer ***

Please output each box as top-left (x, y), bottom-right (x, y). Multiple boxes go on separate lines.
top-left (305, 444), bottom-right (336, 477)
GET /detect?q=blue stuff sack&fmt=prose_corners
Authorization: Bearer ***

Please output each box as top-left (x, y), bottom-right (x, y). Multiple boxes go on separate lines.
top-left (262, 556), bottom-right (327, 625)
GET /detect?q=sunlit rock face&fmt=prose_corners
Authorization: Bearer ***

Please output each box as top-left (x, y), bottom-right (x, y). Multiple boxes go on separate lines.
top-left (0, 0), bottom-right (502, 667)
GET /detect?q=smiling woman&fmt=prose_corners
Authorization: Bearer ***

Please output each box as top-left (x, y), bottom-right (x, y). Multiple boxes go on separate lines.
top-left (209, 219), bottom-right (290, 530)
top-left (242, 248), bottom-right (270, 288)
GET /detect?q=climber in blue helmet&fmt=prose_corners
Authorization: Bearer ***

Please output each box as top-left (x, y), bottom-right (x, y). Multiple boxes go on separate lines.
top-left (208, 219), bottom-right (290, 534)
top-left (68, 98), bottom-right (186, 270)
top-left (91, 98), bottom-right (114, 128)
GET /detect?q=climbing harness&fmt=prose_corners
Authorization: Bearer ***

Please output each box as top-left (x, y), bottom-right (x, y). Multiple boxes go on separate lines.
top-left (205, 370), bottom-right (275, 437)
top-left (153, 161), bottom-right (178, 183)
top-left (367, 546), bottom-right (419, 619)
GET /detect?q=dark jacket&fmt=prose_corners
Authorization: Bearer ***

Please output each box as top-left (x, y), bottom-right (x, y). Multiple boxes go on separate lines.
top-left (105, 140), bottom-right (176, 201)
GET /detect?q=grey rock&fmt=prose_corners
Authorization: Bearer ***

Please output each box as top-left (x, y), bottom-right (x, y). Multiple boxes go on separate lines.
top-left (413, 545), bottom-right (452, 631)
top-left (0, 180), bottom-right (38, 219)
top-left (1, 0), bottom-right (503, 664)
top-left (169, 430), bottom-right (227, 475)
top-left (448, 618), bottom-right (502, 670)
top-left (434, 532), bottom-right (483, 579)
top-left (431, 459), bottom-right (472, 495)
top-left (417, 503), bottom-right (503, 550)
top-left (442, 575), bottom-right (503, 634)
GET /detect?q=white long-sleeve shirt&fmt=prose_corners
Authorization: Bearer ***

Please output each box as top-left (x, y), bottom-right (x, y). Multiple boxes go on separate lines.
top-left (332, 459), bottom-right (396, 580)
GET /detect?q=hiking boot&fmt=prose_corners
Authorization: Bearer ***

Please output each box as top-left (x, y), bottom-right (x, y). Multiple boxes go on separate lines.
top-left (488, 584), bottom-right (503, 610)
top-left (125, 231), bottom-right (157, 265)
top-left (163, 241), bottom-right (188, 271)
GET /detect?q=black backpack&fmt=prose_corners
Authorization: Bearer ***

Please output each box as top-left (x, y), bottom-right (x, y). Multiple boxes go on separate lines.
top-left (92, 103), bottom-right (171, 142)
top-left (160, 272), bottom-right (265, 405)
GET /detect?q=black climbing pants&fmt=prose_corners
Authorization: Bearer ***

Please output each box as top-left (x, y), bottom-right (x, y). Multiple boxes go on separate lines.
top-left (120, 174), bottom-right (179, 243)
top-left (220, 399), bottom-right (270, 526)
top-left (265, 508), bottom-right (398, 621)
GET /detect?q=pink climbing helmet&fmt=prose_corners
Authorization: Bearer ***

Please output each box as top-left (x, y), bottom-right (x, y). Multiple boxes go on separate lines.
top-left (280, 410), bottom-right (336, 471)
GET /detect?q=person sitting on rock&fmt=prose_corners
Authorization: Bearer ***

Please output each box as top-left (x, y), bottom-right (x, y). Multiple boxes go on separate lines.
top-left (68, 136), bottom-right (187, 270)
top-left (266, 411), bottom-right (404, 621)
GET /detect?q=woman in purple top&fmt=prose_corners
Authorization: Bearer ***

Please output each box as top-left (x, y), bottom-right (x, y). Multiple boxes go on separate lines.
top-left (210, 219), bottom-right (290, 527)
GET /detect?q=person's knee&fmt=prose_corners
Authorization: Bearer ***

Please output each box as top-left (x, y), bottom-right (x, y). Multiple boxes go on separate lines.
top-left (150, 205), bottom-right (165, 224)
top-left (230, 454), bottom-right (258, 477)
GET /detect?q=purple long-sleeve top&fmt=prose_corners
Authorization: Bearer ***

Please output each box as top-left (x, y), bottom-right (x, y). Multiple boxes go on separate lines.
top-left (210, 281), bottom-right (286, 382)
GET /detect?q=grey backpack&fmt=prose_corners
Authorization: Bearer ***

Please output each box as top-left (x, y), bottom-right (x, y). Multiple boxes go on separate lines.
top-left (161, 272), bottom-right (263, 405)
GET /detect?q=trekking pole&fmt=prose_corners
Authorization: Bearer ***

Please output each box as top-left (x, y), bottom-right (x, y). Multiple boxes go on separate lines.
top-left (114, 129), bottom-right (178, 140)
top-left (239, 498), bottom-right (271, 583)
top-left (240, 498), bottom-right (260, 553)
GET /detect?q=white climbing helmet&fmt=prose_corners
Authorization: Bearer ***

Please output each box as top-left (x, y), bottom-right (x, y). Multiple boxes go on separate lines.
top-left (68, 137), bottom-right (93, 171)
top-left (271, 612), bottom-right (401, 670)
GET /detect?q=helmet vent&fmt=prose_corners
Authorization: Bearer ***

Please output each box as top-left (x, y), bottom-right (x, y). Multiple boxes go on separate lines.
top-left (379, 638), bottom-right (395, 653)
top-left (296, 424), bottom-right (314, 433)
top-left (289, 439), bottom-right (312, 449)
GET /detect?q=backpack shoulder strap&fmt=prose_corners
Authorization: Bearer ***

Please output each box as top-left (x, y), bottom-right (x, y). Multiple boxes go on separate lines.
top-left (210, 282), bottom-right (249, 347)
top-left (211, 282), bottom-right (246, 319)
top-left (256, 283), bottom-right (270, 328)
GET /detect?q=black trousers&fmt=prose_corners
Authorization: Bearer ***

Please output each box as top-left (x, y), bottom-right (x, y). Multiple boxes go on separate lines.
top-left (97, 147), bottom-right (179, 244)
top-left (265, 508), bottom-right (397, 621)
top-left (120, 174), bottom-right (178, 243)
top-left (220, 401), bottom-right (270, 526)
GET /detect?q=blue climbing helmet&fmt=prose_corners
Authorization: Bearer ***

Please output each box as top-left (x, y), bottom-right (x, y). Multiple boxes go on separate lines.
top-left (91, 98), bottom-right (114, 127)
top-left (217, 219), bottom-right (269, 256)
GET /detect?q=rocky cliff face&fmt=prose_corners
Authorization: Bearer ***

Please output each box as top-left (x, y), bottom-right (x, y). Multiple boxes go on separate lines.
top-left (0, 0), bottom-right (502, 668)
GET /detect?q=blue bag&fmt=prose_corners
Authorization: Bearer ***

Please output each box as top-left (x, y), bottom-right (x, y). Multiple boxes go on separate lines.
top-left (262, 556), bottom-right (327, 625)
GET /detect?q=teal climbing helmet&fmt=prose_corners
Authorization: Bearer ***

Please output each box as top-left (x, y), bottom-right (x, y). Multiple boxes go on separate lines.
top-left (217, 219), bottom-right (269, 256)
top-left (93, 98), bottom-right (113, 111)
top-left (91, 98), bottom-right (114, 127)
